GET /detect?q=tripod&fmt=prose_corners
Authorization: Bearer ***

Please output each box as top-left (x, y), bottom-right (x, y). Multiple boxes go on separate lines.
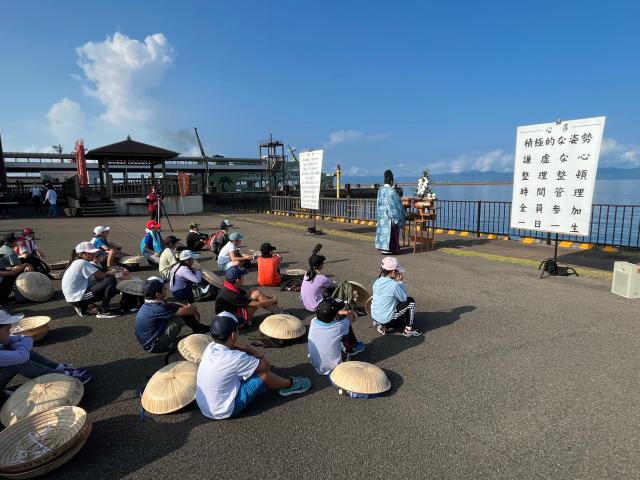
top-left (156, 196), bottom-right (174, 232)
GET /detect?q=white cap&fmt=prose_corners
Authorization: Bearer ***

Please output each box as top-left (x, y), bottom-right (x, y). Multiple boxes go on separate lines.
top-left (0, 310), bottom-right (24, 325)
top-left (94, 226), bottom-right (110, 235)
top-left (75, 241), bottom-right (100, 254)
top-left (179, 250), bottom-right (199, 261)
top-left (381, 257), bottom-right (406, 273)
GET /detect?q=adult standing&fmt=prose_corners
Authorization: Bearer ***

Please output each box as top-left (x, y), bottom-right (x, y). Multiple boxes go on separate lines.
top-left (375, 170), bottom-right (406, 255)
top-left (146, 185), bottom-right (159, 221)
top-left (44, 184), bottom-right (58, 217)
top-left (31, 184), bottom-right (43, 215)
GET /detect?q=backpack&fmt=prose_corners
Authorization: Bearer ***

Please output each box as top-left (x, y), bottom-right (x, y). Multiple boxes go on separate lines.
top-left (331, 281), bottom-right (358, 309)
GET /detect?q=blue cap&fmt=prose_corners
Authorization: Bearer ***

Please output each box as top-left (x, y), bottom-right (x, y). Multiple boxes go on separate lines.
top-left (225, 266), bottom-right (248, 283)
top-left (229, 232), bottom-right (244, 241)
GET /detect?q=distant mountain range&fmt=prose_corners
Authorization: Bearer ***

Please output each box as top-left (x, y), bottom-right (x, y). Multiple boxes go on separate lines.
top-left (345, 168), bottom-right (640, 184)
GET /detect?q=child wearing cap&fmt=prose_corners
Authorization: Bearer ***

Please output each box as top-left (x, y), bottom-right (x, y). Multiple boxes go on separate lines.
top-left (0, 309), bottom-right (93, 388)
top-left (211, 220), bottom-right (233, 257)
top-left (15, 228), bottom-right (50, 276)
top-left (371, 257), bottom-right (422, 337)
top-left (196, 312), bottom-right (311, 419)
top-left (140, 220), bottom-right (163, 265)
top-left (61, 242), bottom-right (120, 318)
top-left (217, 232), bottom-right (253, 271)
top-left (257, 242), bottom-right (282, 287)
top-left (215, 266), bottom-right (280, 327)
top-left (135, 277), bottom-right (209, 353)
top-left (301, 247), bottom-right (336, 312)
top-left (186, 222), bottom-right (207, 251)
top-left (91, 226), bottom-right (127, 267)
top-left (0, 234), bottom-right (34, 304)
top-left (308, 297), bottom-right (365, 375)
top-left (169, 250), bottom-right (209, 303)
top-left (159, 236), bottom-right (181, 279)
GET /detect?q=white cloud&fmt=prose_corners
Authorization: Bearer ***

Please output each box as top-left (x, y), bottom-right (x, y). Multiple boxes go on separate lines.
top-left (325, 129), bottom-right (392, 147)
top-left (76, 32), bottom-right (175, 126)
top-left (600, 138), bottom-right (640, 167)
top-left (46, 98), bottom-right (85, 141)
top-left (428, 149), bottom-right (513, 174)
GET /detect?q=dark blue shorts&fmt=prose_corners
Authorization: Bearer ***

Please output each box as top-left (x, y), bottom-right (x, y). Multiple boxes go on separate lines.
top-left (230, 373), bottom-right (267, 417)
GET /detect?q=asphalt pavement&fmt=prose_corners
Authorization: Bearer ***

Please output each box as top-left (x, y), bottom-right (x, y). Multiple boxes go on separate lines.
top-left (1, 213), bottom-right (638, 480)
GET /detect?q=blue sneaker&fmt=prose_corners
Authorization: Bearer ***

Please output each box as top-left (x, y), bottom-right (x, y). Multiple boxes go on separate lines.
top-left (278, 377), bottom-right (311, 397)
top-left (64, 369), bottom-right (94, 384)
top-left (350, 341), bottom-right (365, 356)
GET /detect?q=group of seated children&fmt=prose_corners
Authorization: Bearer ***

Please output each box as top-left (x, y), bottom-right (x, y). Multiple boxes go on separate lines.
top-left (0, 309), bottom-right (93, 396)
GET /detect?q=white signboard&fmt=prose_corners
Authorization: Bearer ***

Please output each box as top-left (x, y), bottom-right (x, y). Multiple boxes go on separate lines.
top-left (510, 116), bottom-right (606, 236)
top-left (299, 149), bottom-right (323, 210)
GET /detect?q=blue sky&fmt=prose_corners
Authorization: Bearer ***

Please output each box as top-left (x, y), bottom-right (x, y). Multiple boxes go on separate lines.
top-left (1, 1), bottom-right (639, 178)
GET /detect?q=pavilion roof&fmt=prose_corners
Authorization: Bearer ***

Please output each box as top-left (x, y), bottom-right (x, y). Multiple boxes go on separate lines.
top-left (86, 136), bottom-right (179, 164)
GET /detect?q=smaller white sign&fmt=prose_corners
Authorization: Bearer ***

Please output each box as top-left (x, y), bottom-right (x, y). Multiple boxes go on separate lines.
top-left (299, 149), bottom-right (323, 210)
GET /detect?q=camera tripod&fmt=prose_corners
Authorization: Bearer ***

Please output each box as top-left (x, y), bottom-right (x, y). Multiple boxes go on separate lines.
top-left (155, 196), bottom-right (174, 232)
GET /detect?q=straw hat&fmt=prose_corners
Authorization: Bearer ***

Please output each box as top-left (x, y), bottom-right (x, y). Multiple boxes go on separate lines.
top-left (329, 361), bottom-right (391, 395)
top-left (259, 314), bottom-right (306, 340)
top-left (47, 261), bottom-right (68, 271)
top-left (10, 316), bottom-right (51, 343)
top-left (347, 281), bottom-right (370, 308)
top-left (201, 270), bottom-right (222, 288)
top-left (364, 296), bottom-right (373, 316)
top-left (141, 361), bottom-right (197, 415)
top-left (284, 269), bottom-right (307, 277)
top-left (0, 374), bottom-right (84, 427)
top-left (178, 334), bottom-right (213, 364)
top-left (115, 279), bottom-right (145, 297)
top-left (0, 406), bottom-right (88, 475)
top-left (118, 255), bottom-right (148, 266)
top-left (14, 273), bottom-right (54, 302)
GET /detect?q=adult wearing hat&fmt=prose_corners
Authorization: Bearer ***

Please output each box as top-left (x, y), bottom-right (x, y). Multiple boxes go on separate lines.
top-left (308, 297), bottom-right (364, 376)
top-left (0, 234), bottom-right (33, 305)
top-left (140, 220), bottom-right (163, 265)
top-left (217, 232), bottom-right (253, 271)
top-left (215, 266), bottom-right (280, 328)
top-left (0, 309), bottom-right (92, 391)
top-left (61, 242), bottom-right (119, 318)
top-left (211, 219), bottom-right (233, 257)
top-left (169, 250), bottom-right (209, 303)
top-left (196, 312), bottom-right (311, 420)
top-left (186, 222), bottom-right (208, 252)
top-left (135, 277), bottom-right (209, 353)
top-left (371, 257), bottom-right (422, 337)
top-left (159, 235), bottom-right (181, 279)
top-left (301, 244), bottom-right (336, 312)
top-left (375, 170), bottom-right (406, 255)
top-left (146, 184), bottom-right (159, 220)
top-left (16, 228), bottom-right (50, 276)
top-left (257, 242), bottom-right (282, 287)
top-left (91, 226), bottom-right (128, 267)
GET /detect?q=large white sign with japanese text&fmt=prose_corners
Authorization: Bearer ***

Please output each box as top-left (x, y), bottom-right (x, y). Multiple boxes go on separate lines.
top-left (510, 116), bottom-right (606, 236)
top-left (299, 149), bottom-right (324, 210)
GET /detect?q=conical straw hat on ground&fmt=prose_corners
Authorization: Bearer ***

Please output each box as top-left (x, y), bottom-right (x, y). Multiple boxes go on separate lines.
top-left (14, 273), bottom-right (54, 302)
top-left (10, 317), bottom-right (51, 343)
top-left (178, 334), bottom-right (213, 364)
top-left (0, 374), bottom-right (84, 427)
top-left (115, 279), bottom-right (145, 297)
top-left (330, 361), bottom-right (391, 395)
top-left (259, 314), bottom-right (306, 340)
top-left (284, 269), bottom-right (307, 277)
top-left (347, 281), bottom-right (370, 308)
top-left (47, 261), bottom-right (68, 271)
top-left (201, 270), bottom-right (222, 288)
top-left (141, 361), bottom-right (197, 415)
top-left (118, 255), bottom-right (148, 266)
top-left (0, 406), bottom-right (87, 474)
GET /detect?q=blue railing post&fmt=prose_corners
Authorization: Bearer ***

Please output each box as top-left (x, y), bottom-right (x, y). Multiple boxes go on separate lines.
top-left (476, 201), bottom-right (482, 237)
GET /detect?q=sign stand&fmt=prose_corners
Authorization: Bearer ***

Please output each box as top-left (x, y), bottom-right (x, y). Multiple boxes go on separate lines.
top-left (299, 149), bottom-right (325, 235)
top-left (305, 209), bottom-right (325, 235)
top-left (538, 234), bottom-right (578, 278)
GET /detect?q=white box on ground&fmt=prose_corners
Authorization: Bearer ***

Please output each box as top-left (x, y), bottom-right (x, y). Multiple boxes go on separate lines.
top-left (611, 261), bottom-right (640, 299)
top-left (299, 149), bottom-right (323, 210)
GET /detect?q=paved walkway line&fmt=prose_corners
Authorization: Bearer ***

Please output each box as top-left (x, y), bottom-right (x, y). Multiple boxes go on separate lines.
top-left (241, 217), bottom-right (375, 241)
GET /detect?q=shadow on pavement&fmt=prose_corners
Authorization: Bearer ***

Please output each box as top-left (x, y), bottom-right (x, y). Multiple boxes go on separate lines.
top-left (359, 331), bottom-right (425, 364)
top-left (420, 305), bottom-right (476, 332)
top-left (557, 249), bottom-right (640, 272)
top-left (37, 325), bottom-right (93, 346)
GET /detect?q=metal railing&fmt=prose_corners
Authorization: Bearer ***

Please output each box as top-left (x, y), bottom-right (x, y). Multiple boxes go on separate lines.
top-left (270, 196), bottom-right (640, 248)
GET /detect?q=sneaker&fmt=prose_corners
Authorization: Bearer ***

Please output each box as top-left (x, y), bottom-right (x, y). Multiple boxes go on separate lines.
top-left (128, 307), bottom-right (139, 313)
top-left (96, 310), bottom-right (118, 319)
top-left (350, 341), bottom-right (365, 356)
top-left (86, 304), bottom-right (99, 315)
top-left (73, 306), bottom-right (85, 317)
top-left (376, 324), bottom-right (389, 336)
top-left (278, 376), bottom-right (311, 397)
top-left (403, 327), bottom-right (423, 337)
top-left (64, 369), bottom-right (94, 384)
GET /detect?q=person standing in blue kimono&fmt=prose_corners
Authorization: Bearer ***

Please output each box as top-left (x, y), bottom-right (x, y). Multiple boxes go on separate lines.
top-left (375, 170), bottom-right (406, 255)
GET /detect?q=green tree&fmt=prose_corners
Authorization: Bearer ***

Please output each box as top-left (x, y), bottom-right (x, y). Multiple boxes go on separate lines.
top-left (218, 176), bottom-right (234, 192)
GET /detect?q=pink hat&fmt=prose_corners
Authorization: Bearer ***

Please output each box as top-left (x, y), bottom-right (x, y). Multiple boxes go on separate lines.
top-left (381, 257), bottom-right (405, 273)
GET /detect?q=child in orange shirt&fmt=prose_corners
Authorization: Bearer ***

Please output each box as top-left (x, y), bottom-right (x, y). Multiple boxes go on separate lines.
top-left (257, 243), bottom-right (282, 287)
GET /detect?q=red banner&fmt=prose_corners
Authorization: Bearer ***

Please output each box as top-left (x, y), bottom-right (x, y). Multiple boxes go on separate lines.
top-left (178, 172), bottom-right (190, 197)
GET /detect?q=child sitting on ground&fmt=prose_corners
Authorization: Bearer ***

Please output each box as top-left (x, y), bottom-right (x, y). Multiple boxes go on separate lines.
top-left (308, 297), bottom-right (364, 375)
top-left (300, 244), bottom-right (336, 312)
top-left (217, 232), bottom-right (253, 271)
top-left (135, 277), bottom-right (209, 353)
top-left (0, 309), bottom-right (93, 390)
top-left (371, 257), bottom-right (422, 337)
top-left (257, 242), bottom-right (282, 287)
top-left (196, 312), bottom-right (311, 420)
